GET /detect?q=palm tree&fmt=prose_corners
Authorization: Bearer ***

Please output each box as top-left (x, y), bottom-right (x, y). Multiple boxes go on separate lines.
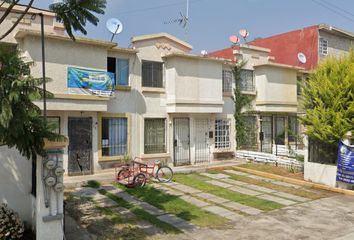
top-left (0, 0), bottom-right (107, 40)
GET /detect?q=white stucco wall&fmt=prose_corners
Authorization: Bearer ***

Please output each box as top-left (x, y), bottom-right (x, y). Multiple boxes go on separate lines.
top-left (0, 146), bottom-right (34, 227)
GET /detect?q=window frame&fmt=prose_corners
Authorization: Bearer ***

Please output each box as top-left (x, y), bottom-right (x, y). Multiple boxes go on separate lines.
top-left (240, 69), bottom-right (255, 92)
top-left (107, 57), bottom-right (130, 87)
top-left (98, 113), bottom-right (130, 161)
top-left (144, 118), bottom-right (166, 154)
top-left (142, 60), bottom-right (164, 88)
top-left (215, 119), bottom-right (231, 149)
top-left (222, 69), bottom-right (233, 93)
top-left (319, 37), bottom-right (328, 55)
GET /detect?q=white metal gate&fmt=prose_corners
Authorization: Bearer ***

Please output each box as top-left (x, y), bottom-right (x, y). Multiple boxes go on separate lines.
top-left (194, 119), bottom-right (210, 164)
top-left (173, 118), bottom-right (190, 166)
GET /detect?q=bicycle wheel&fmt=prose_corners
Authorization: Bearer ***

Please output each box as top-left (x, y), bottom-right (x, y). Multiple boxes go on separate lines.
top-left (156, 166), bottom-right (173, 183)
top-left (117, 169), bottom-right (130, 181)
top-left (133, 173), bottom-right (147, 187)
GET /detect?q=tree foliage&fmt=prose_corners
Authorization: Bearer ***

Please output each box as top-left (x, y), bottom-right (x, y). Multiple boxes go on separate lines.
top-left (49, 0), bottom-right (107, 40)
top-left (0, 44), bottom-right (64, 160)
top-left (232, 61), bottom-right (256, 149)
top-left (300, 51), bottom-right (354, 145)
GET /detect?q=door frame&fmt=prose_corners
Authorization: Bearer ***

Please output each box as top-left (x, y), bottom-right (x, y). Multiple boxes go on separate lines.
top-left (67, 117), bottom-right (93, 176)
top-left (173, 118), bottom-right (191, 166)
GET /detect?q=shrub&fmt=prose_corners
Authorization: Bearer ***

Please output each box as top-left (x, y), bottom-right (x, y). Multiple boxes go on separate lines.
top-left (0, 204), bottom-right (24, 240)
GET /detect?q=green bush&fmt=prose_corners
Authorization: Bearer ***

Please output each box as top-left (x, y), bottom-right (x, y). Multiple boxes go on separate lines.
top-left (0, 204), bottom-right (24, 240)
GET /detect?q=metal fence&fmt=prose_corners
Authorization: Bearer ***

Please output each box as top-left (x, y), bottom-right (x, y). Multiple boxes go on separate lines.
top-left (308, 138), bottom-right (338, 164)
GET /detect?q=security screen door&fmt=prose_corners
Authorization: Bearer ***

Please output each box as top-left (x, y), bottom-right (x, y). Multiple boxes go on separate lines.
top-left (260, 116), bottom-right (272, 153)
top-left (194, 119), bottom-right (210, 164)
top-left (68, 117), bottom-right (93, 175)
top-left (173, 118), bottom-right (191, 166)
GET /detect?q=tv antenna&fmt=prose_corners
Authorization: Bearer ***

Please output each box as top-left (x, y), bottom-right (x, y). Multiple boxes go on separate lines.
top-left (106, 18), bottom-right (123, 42)
top-left (164, 0), bottom-right (189, 29)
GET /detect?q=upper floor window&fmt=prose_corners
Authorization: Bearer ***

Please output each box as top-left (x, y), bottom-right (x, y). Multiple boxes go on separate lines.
top-left (240, 69), bottom-right (255, 92)
top-left (222, 70), bottom-right (233, 93)
top-left (319, 38), bottom-right (328, 55)
top-left (107, 57), bottom-right (129, 86)
top-left (142, 61), bottom-right (163, 88)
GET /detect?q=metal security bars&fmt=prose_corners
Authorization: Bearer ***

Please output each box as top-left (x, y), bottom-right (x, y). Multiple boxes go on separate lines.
top-left (101, 117), bottom-right (128, 156)
top-left (222, 70), bottom-right (233, 93)
top-left (142, 61), bottom-right (163, 88)
top-left (319, 37), bottom-right (328, 55)
top-left (144, 118), bottom-right (166, 154)
top-left (215, 119), bottom-right (231, 149)
top-left (240, 69), bottom-right (255, 92)
top-left (173, 118), bottom-right (191, 166)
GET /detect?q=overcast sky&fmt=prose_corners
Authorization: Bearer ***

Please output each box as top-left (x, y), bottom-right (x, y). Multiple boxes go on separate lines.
top-left (28, 0), bottom-right (354, 53)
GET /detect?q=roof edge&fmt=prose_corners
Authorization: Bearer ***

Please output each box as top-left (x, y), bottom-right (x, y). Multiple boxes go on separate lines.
top-left (131, 32), bottom-right (193, 50)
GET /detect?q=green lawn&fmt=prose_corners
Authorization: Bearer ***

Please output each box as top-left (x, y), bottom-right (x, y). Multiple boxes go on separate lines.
top-left (98, 189), bottom-right (181, 234)
top-left (173, 174), bottom-right (284, 211)
top-left (113, 183), bottom-right (229, 228)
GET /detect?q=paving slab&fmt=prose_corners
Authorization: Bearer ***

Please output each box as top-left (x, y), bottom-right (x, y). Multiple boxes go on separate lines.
top-left (153, 184), bottom-right (185, 196)
top-left (222, 201), bottom-right (262, 215)
top-left (245, 184), bottom-right (277, 194)
top-left (207, 180), bottom-right (233, 188)
top-left (157, 214), bottom-right (195, 232)
top-left (202, 205), bottom-right (241, 221)
top-left (114, 191), bottom-right (141, 205)
top-left (258, 194), bottom-right (297, 206)
top-left (221, 178), bottom-right (248, 186)
top-left (180, 195), bottom-right (211, 208)
top-left (135, 201), bottom-right (165, 216)
top-left (273, 192), bottom-right (310, 202)
top-left (270, 180), bottom-right (302, 189)
top-left (228, 185), bottom-right (262, 196)
top-left (195, 192), bottom-right (229, 204)
top-left (95, 197), bottom-right (119, 208)
top-left (201, 173), bottom-right (231, 179)
top-left (224, 170), bottom-right (250, 176)
top-left (246, 175), bottom-right (274, 181)
top-left (170, 183), bottom-right (202, 194)
top-left (72, 187), bottom-right (99, 199)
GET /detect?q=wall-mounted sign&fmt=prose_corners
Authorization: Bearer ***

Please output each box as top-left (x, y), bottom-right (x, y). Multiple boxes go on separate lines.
top-left (336, 141), bottom-right (354, 184)
top-left (68, 67), bottom-right (115, 97)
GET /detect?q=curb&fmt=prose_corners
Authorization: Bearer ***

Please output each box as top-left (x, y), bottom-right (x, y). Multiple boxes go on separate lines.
top-left (233, 166), bottom-right (354, 196)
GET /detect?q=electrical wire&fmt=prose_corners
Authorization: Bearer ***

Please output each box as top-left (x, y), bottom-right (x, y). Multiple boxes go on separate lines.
top-left (319, 0), bottom-right (354, 18)
top-left (310, 0), bottom-right (354, 23)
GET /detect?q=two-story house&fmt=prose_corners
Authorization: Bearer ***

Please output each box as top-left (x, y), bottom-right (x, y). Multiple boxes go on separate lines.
top-left (210, 24), bottom-right (354, 155)
top-left (1, 5), bottom-right (235, 177)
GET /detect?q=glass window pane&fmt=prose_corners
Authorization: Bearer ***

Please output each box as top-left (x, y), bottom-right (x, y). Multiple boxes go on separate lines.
top-left (101, 117), bottom-right (128, 157)
top-left (142, 61), bottom-right (163, 88)
top-left (117, 59), bottom-right (129, 86)
top-left (144, 118), bottom-right (166, 153)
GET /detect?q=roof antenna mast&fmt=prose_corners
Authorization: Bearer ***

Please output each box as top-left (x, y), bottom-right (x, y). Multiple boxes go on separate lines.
top-left (164, 0), bottom-right (190, 32)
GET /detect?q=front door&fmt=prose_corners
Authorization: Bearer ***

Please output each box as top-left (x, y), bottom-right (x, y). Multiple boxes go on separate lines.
top-left (194, 119), bottom-right (210, 164)
top-left (275, 116), bottom-right (286, 145)
top-left (260, 116), bottom-right (272, 153)
top-left (173, 118), bottom-right (190, 166)
top-left (68, 117), bottom-right (93, 175)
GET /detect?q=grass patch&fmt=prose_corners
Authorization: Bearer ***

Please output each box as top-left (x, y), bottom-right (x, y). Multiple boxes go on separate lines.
top-left (174, 174), bottom-right (284, 211)
top-left (237, 163), bottom-right (304, 180)
top-left (83, 180), bottom-right (101, 189)
top-left (114, 183), bottom-right (228, 228)
top-left (98, 189), bottom-right (181, 234)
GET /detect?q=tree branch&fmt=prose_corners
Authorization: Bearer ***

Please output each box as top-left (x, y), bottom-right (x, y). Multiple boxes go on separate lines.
top-left (0, 0), bottom-right (34, 40)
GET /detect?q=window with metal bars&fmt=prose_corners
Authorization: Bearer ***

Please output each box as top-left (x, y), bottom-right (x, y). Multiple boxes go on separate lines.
top-left (222, 70), bottom-right (233, 93)
top-left (319, 38), bottom-right (328, 55)
top-left (101, 117), bottom-right (128, 156)
top-left (215, 119), bottom-right (231, 149)
top-left (144, 118), bottom-right (166, 154)
top-left (240, 69), bottom-right (255, 92)
top-left (142, 61), bottom-right (163, 88)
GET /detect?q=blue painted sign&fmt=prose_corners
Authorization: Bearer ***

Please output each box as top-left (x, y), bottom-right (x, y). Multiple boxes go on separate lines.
top-left (336, 141), bottom-right (354, 184)
top-left (68, 67), bottom-right (115, 96)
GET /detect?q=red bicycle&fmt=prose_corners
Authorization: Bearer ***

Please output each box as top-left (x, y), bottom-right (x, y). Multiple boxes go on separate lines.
top-left (115, 157), bottom-right (173, 187)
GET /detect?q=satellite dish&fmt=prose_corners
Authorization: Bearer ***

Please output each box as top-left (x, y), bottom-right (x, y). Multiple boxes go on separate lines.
top-left (106, 18), bottom-right (123, 42)
top-left (297, 52), bottom-right (307, 64)
top-left (201, 50), bottom-right (208, 56)
top-left (229, 35), bottom-right (240, 44)
top-left (239, 29), bottom-right (250, 39)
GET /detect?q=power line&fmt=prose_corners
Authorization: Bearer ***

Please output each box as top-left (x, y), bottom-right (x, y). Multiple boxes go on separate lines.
top-left (310, 0), bottom-right (354, 23)
top-left (116, 0), bottom-right (203, 16)
top-left (319, 0), bottom-right (354, 18)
